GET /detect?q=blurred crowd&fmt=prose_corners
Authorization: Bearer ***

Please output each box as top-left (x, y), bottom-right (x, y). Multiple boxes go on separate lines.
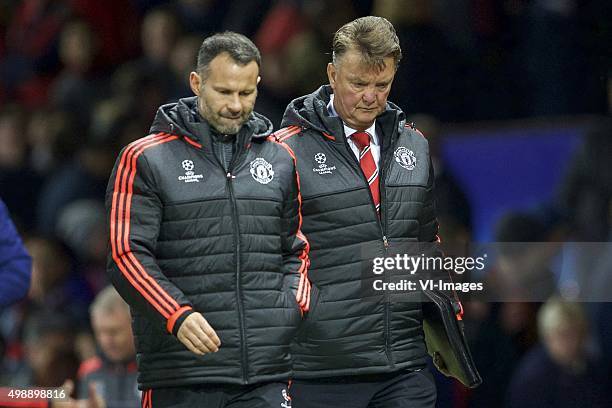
top-left (0, 0), bottom-right (611, 407)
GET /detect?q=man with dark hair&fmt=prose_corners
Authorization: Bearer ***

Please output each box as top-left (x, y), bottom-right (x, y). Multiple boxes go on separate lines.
top-left (277, 16), bottom-right (437, 407)
top-left (106, 31), bottom-right (310, 407)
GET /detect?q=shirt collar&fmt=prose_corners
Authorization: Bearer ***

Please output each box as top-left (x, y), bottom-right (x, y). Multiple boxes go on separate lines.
top-left (327, 93), bottom-right (378, 145)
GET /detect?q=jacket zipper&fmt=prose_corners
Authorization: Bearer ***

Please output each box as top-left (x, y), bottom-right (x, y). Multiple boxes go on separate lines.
top-left (338, 130), bottom-right (395, 366)
top-left (191, 131), bottom-right (256, 383)
top-left (226, 170), bottom-right (249, 383)
top-left (219, 140), bottom-right (249, 384)
top-left (379, 122), bottom-right (398, 368)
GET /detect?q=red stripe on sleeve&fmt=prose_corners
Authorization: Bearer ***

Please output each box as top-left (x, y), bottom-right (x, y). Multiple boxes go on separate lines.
top-left (123, 135), bottom-right (181, 311)
top-left (271, 139), bottom-right (311, 312)
top-left (166, 305), bottom-right (193, 334)
top-left (110, 134), bottom-right (180, 319)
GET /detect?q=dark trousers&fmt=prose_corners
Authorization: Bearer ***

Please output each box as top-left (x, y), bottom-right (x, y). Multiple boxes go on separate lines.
top-left (141, 382), bottom-right (291, 408)
top-left (290, 369), bottom-right (437, 408)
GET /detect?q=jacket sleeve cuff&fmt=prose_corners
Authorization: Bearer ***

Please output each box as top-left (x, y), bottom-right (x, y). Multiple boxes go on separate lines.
top-left (166, 305), bottom-right (194, 336)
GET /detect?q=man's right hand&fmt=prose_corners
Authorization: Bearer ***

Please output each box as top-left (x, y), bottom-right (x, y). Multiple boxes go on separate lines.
top-left (176, 312), bottom-right (221, 355)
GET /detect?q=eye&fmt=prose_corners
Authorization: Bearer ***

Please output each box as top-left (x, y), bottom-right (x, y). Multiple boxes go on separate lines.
top-left (240, 90), bottom-right (254, 96)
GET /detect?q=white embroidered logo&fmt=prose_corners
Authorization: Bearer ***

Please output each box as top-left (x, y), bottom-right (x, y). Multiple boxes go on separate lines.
top-left (312, 152), bottom-right (336, 175)
top-left (250, 158), bottom-right (274, 184)
top-left (314, 152), bottom-right (326, 164)
top-left (394, 147), bottom-right (417, 170)
top-left (178, 159), bottom-right (204, 183)
top-left (280, 388), bottom-right (291, 408)
top-left (182, 160), bottom-right (194, 171)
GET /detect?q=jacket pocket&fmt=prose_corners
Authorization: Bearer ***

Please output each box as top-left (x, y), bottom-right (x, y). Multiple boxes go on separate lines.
top-left (296, 284), bottom-right (323, 341)
top-left (282, 290), bottom-right (302, 327)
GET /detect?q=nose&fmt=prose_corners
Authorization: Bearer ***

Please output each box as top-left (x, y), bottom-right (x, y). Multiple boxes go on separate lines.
top-left (362, 88), bottom-right (376, 105)
top-left (227, 94), bottom-right (242, 115)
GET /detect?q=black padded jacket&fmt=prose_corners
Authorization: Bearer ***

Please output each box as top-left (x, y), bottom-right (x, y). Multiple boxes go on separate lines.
top-left (106, 97), bottom-right (310, 389)
top-left (278, 85), bottom-right (437, 379)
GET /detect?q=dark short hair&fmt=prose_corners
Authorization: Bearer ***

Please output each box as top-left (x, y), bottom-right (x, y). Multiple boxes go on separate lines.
top-left (196, 31), bottom-right (261, 78)
top-left (332, 16), bottom-right (402, 70)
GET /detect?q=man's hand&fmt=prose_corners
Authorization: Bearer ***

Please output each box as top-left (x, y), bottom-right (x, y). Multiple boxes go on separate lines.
top-left (176, 312), bottom-right (221, 355)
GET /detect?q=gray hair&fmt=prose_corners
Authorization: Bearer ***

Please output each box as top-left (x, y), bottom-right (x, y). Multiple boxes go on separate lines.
top-left (538, 296), bottom-right (588, 338)
top-left (90, 286), bottom-right (130, 317)
top-left (332, 16), bottom-right (402, 70)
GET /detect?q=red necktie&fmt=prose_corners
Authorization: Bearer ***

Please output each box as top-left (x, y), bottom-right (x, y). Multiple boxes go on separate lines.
top-left (351, 131), bottom-right (380, 216)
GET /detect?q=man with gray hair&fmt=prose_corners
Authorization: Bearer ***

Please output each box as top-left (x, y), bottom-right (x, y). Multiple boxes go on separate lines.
top-left (106, 31), bottom-right (309, 407)
top-left (278, 16), bottom-right (437, 407)
top-left (76, 286), bottom-right (139, 408)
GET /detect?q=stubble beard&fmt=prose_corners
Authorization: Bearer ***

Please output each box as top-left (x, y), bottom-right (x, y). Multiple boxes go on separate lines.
top-left (200, 99), bottom-right (250, 135)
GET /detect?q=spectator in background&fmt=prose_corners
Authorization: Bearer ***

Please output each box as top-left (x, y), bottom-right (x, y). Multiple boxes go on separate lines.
top-left (168, 35), bottom-right (202, 101)
top-left (559, 118), bottom-right (612, 243)
top-left (462, 300), bottom-right (518, 408)
top-left (558, 118), bottom-right (612, 377)
top-left (506, 297), bottom-right (612, 408)
top-left (68, 0), bottom-right (139, 67)
top-left (56, 199), bottom-right (108, 294)
top-left (10, 311), bottom-right (79, 388)
top-left (488, 212), bottom-right (559, 303)
top-left (253, 0), bottom-right (311, 125)
top-left (465, 210), bottom-right (563, 407)
top-left (26, 108), bottom-right (78, 175)
top-left (74, 286), bottom-right (138, 408)
top-left (0, 107), bottom-right (43, 230)
top-left (25, 236), bottom-right (92, 325)
top-left (114, 6), bottom-right (179, 117)
top-left (0, 198), bottom-right (31, 308)
top-left (36, 138), bottom-right (115, 236)
top-left (0, 0), bottom-right (70, 106)
top-left (139, 7), bottom-right (179, 73)
top-left (50, 19), bottom-right (103, 130)
top-left (0, 235), bottom-right (91, 387)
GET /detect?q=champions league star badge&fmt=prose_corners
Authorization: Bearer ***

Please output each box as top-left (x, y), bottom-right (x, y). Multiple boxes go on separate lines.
top-left (250, 158), bottom-right (274, 184)
top-left (394, 147), bottom-right (417, 170)
top-left (178, 159), bottom-right (204, 183)
top-left (312, 152), bottom-right (336, 175)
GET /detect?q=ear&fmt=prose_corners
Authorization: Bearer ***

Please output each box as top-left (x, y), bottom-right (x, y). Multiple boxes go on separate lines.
top-left (327, 63), bottom-right (337, 90)
top-left (189, 71), bottom-right (201, 96)
top-left (257, 76), bottom-right (261, 85)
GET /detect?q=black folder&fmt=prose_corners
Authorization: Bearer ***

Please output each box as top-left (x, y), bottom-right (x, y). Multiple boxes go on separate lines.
top-left (422, 289), bottom-right (482, 388)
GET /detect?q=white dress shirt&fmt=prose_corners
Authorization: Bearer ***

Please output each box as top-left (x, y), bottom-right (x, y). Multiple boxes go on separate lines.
top-left (327, 94), bottom-right (381, 170)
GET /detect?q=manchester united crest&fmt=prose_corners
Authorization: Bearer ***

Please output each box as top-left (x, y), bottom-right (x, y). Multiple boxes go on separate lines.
top-left (250, 158), bottom-right (274, 184)
top-left (394, 147), bottom-right (416, 170)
